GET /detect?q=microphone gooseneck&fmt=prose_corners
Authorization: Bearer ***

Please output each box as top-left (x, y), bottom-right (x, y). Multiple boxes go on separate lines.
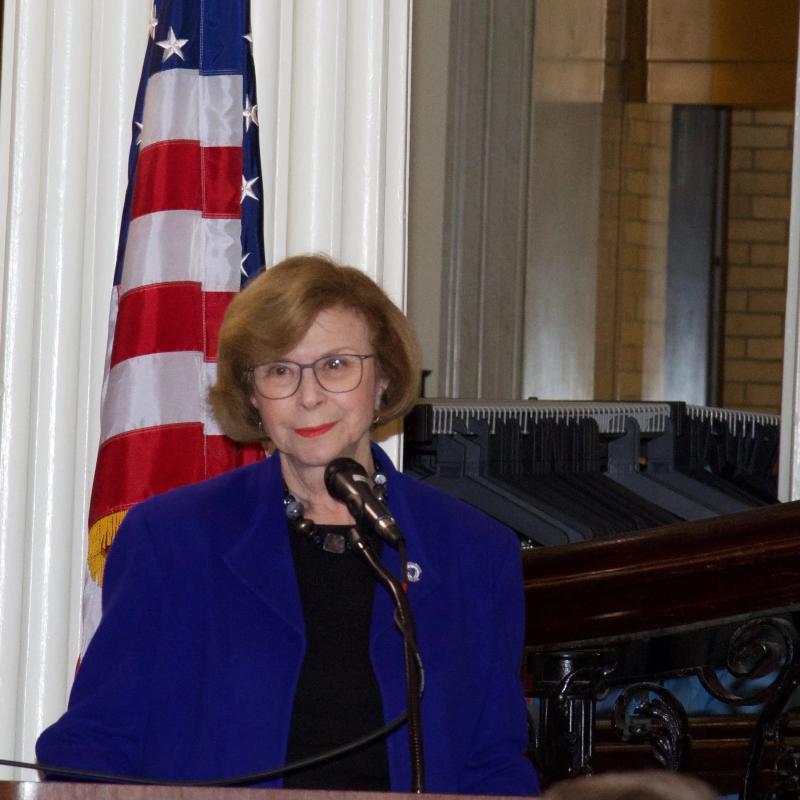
top-left (324, 457), bottom-right (425, 793)
top-left (324, 458), bottom-right (404, 547)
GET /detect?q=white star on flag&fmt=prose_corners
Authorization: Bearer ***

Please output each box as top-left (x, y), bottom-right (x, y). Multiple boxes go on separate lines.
top-left (148, 3), bottom-right (159, 40)
top-left (157, 27), bottom-right (189, 62)
top-left (241, 175), bottom-right (259, 203)
top-left (243, 30), bottom-right (253, 48)
top-left (135, 122), bottom-right (143, 146)
top-left (240, 253), bottom-right (250, 276)
top-left (243, 97), bottom-right (259, 132)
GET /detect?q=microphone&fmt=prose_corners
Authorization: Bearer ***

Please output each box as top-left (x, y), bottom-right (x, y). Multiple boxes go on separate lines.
top-left (324, 458), bottom-right (404, 547)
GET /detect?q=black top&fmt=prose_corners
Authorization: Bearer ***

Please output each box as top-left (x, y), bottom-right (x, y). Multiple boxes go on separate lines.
top-left (283, 524), bottom-right (390, 790)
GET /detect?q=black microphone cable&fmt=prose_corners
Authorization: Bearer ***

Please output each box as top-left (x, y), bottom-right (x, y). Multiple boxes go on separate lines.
top-left (347, 525), bottom-right (426, 794)
top-left (0, 710), bottom-right (407, 787)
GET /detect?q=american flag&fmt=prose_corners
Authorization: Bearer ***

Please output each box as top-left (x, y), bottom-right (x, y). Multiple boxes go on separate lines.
top-left (82, 0), bottom-right (265, 649)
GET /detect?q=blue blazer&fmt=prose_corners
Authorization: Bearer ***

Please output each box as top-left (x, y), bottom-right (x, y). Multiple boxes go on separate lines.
top-left (37, 446), bottom-right (539, 796)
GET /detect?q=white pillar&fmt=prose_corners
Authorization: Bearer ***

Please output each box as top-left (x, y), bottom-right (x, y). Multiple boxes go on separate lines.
top-left (253, 0), bottom-right (410, 459)
top-left (252, 0), bottom-right (410, 301)
top-left (0, 0), bottom-right (149, 778)
top-left (0, 0), bottom-right (410, 777)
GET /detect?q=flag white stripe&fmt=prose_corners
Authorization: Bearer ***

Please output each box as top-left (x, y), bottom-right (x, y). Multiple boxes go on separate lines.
top-left (141, 70), bottom-right (243, 148)
top-left (99, 353), bottom-right (223, 445)
top-left (199, 74), bottom-right (245, 147)
top-left (121, 212), bottom-right (242, 294)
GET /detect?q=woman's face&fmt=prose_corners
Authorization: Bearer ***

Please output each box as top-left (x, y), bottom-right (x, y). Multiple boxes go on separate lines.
top-left (251, 306), bottom-right (387, 474)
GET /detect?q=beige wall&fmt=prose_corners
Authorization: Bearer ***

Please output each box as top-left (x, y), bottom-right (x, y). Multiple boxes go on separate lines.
top-left (522, 102), bottom-right (602, 400)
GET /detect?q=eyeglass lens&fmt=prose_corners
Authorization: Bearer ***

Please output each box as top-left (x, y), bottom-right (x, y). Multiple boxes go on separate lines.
top-left (253, 354), bottom-right (368, 398)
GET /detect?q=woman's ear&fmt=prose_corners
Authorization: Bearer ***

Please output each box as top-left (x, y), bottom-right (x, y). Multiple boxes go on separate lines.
top-left (375, 376), bottom-right (389, 409)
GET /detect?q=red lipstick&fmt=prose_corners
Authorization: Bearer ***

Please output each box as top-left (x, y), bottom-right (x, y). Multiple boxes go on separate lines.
top-left (295, 422), bottom-right (335, 438)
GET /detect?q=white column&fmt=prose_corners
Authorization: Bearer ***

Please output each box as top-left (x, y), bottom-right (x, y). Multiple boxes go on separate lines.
top-left (253, 0), bottom-right (410, 294)
top-left (779, 21), bottom-right (800, 502)
top-left (0, 0), bottom-right (410, 778)
top-left (0, 0), bottom-right (150, 777)
top-left (253, 0), bottom-right (411, 459)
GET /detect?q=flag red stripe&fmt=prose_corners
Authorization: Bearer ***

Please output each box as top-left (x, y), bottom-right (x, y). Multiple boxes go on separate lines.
top-left (132, 141), bottom-right (202, 218)
top-left (131, 142), bottom-right (241, 219)
top-left (89, 425), bottom-right (263, 526)
top-left (202, 146), bottom-right (243, 217)
top-left (110, 284), bottom-right (235, 366)
top-left (111, 283), bottom-right (202, 366)
top-left (89, 423), bottom-right (207, 525)
top-left (204, 291), bottom-right (236, 359)
top-left (206, 434), bottom-right (264, 477)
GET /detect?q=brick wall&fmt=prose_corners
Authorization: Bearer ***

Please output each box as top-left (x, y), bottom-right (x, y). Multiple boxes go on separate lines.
top-left (722, 109), bottom-right (792, 413)
top-left (613, 104), bottom-right (673, 401)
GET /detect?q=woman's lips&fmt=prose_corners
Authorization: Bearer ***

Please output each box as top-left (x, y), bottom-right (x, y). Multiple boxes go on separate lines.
top-left (295, 422), bottom-right (335, 438)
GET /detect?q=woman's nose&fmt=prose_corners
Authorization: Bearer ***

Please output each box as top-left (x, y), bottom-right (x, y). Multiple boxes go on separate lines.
top-left (296, 365), bottom-right (324, 406)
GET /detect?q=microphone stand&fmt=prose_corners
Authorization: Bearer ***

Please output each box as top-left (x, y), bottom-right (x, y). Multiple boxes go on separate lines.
top-left (347, 525), bottom-right (426, 794)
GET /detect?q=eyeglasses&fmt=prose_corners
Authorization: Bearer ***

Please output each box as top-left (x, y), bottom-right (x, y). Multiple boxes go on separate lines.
top-left (250, 354), bottom-right (375, 399)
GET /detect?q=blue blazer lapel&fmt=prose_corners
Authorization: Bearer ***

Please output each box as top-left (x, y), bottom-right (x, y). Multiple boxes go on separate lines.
top-left (223, 454), bottom-right (305, 637)
top-left (371, 445), bottom-right (442, 631)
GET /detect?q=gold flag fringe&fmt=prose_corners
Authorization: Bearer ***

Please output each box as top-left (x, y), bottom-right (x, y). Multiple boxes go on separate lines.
top-left (88, 510), bottom-right (128, 587)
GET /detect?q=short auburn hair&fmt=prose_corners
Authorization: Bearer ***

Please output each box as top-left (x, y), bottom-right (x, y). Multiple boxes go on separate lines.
top-left (209, 254), bottom-right (422, 443)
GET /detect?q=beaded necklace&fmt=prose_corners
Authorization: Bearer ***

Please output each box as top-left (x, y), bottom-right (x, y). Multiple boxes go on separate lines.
top-left (283, 467), bottom-right (388, 555)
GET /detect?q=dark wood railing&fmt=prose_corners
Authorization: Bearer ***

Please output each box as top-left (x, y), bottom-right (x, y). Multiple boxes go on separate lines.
top-left (522, 501), bottom-right (800, 798)
top-left (523, 501), bottom-right (800, 648)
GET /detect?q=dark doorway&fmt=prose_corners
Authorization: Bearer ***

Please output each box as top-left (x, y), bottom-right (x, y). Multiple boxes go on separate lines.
top-left (663, 105), bottom-right (730, 405)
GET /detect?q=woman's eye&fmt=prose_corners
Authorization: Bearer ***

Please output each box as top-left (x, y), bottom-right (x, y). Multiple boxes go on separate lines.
top-left (266, 364), bottom-right (291, 377)
top-left (323, 357), bottom-right (346, 371)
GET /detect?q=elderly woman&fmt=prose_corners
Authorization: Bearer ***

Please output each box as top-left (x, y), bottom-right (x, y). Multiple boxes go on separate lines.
top-left (36, 255), bottom-right (539, 796)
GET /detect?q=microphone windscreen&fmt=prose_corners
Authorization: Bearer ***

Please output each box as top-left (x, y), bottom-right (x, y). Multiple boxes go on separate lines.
top-left (324, 457), bottom-right (367, 499)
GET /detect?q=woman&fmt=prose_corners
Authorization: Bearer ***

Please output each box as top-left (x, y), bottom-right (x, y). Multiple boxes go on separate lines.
top-left (36, 254), bottom-right (539, 795)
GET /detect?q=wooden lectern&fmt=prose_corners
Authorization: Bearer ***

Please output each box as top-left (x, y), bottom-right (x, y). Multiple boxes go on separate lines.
top-left (1, 785), bottom-right (508, 800)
